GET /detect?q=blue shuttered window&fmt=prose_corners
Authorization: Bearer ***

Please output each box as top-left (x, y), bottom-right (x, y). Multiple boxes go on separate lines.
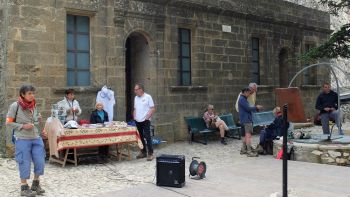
top-left (67, 15), bottom-right (90, 86)
top-left (178, 28), bottom-right (191, 86)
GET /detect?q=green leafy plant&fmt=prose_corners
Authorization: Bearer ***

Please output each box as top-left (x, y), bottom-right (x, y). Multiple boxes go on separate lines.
top-left (300, 0), bottom-right (350, 61)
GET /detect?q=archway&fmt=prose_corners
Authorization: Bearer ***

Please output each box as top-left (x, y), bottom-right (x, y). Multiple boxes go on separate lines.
top-left (125, 32), bottom-right (151, 122)
top-left (279, 48), bottom-right (289, 87)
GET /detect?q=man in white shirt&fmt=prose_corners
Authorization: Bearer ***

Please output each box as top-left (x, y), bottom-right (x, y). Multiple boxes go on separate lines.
top-left (133, 83), bottom-right (155, 161)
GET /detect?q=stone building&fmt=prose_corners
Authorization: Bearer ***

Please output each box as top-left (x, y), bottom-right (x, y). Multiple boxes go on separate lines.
top-left (0, 0), bottom-right (331, 153)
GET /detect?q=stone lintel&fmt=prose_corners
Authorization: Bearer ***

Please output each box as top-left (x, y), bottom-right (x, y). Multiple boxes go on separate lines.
top-left (169, 85), bottom-right (208, 92)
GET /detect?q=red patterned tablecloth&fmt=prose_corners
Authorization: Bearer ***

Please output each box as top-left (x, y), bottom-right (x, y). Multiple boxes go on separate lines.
top-left (57, 126), bottom-right (143, 151)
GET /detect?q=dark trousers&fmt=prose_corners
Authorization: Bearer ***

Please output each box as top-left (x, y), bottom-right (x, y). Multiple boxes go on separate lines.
top-left (136, 120), bottom-right (153, 155)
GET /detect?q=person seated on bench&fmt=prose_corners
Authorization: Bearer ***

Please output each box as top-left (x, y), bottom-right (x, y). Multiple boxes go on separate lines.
top-left (315, 82), bottom-right (343, 135)
top-left (256, 107), bottom-right (285, 155)
top-left (90, 102), bottom-right (109, 160)
top-left (203, 104), bottom-right (229, 145)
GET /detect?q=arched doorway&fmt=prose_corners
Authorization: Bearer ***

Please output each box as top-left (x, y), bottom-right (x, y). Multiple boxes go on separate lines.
top-left (125, 32), bottom-right (151, 122)
top-left (279, 48), bottom-right (289, 87)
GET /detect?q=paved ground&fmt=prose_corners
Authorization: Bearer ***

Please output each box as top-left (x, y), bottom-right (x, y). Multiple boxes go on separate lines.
top-left (1, 124), bottom-right (350, 197)
top-left (101, 157), bottom-right (350, 197)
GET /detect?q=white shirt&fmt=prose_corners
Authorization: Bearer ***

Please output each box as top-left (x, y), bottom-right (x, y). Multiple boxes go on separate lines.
top-left (96, 86), bottom-right (115, 122)
top-left (134, 93), bottom-right (154, 122)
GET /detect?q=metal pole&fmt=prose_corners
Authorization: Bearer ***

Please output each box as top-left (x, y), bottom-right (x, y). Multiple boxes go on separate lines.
top-left (282, 104), bottom-right (288, 197)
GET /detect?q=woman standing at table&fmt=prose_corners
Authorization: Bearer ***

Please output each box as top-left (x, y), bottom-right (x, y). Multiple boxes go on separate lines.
top-left (57, 89), bottom-right (82, 123)
top-left (90, 102), bottom-right (109, 160)
top-left (6, 84), bottom-right (45, 196)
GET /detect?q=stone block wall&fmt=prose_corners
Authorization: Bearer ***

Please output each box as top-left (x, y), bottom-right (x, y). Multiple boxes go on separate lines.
top-left (0, 0), bottom-right (332, 154)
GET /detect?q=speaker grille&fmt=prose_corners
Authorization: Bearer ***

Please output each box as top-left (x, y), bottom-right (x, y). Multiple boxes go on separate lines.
top-left (156, 154), bottom-right (185, 188)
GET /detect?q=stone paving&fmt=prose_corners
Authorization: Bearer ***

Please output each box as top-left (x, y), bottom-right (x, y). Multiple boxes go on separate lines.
top-left (0, 123), bottom-right (349, 197)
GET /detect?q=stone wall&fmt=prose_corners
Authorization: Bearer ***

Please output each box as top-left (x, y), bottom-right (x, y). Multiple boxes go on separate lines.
top-left (0, 0), bottom-right (332, 155)
top-left (274, 140), bottom-right (350, 166)
top-left (0, 0), bottom-right (9, 156)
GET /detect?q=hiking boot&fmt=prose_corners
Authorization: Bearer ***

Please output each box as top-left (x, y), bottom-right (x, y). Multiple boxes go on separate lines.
top-left (21, 184), bottom-right (36, 197)
top-left (246, 146), bottom-right (258, 157)
top-left (240, 143), bottom-right (247, 155)
top-left (147, 154), bottom-right (154, 161)
top-left (221, 138), bottom-right (227, 145)
top-left (31, 180), bottom-right (45, 195)
top-left (246, 151), bottom-right (258, 157)
top-left (136, 152), bottom-right (147, 159)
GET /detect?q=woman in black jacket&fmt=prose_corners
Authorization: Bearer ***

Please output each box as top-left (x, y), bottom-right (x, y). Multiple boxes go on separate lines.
top-left (90, 102), bottom-right (109, 124)
top-left (90, 102), bottom-right (109, 160)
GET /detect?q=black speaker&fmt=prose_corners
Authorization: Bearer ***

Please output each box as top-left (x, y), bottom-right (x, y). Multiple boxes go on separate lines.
top-left (156, 154), bottom-right (185, 188)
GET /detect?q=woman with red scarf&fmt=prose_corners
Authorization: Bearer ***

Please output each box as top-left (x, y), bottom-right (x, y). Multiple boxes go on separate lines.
top-left (6, 85), bottom-right (45, 196)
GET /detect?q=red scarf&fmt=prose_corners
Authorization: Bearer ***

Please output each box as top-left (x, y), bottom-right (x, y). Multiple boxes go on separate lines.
top-left (18, 96), bottom-right (36, 111)
top-left (276, 111), bottom-right (283, 117)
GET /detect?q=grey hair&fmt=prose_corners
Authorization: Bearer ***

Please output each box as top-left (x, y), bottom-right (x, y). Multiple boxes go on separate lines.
top-left (249, 82), bottom-right (258, 91)
top-left (19, 84), bottom-right (36, 96)
top-left (135, 83), bottom-right (145, 91)
top-left (206, 104), bottom-right (214, 111)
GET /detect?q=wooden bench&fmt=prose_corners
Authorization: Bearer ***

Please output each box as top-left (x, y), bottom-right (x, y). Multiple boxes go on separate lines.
top-left (252, 111), bottom-right (275, 127)
top-left (184, 114), bottom-right (241, 144)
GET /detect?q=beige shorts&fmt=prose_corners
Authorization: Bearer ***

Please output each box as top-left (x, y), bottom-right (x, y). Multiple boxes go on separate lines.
top-left (243, 123), bottom-right (253, 134)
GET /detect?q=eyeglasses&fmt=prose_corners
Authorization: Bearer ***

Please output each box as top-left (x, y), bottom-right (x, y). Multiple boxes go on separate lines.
top-left (134, 88), bottom-right (140, 91)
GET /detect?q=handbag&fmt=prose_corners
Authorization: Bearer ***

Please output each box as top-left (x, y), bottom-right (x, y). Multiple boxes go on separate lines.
top-left (209, 118), bottom-right (217, 128)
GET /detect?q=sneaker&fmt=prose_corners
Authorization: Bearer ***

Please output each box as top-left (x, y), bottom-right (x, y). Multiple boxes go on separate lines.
top-left (31, 180), bottom-right (45, 195)
top-left (136, 152), bottom-right (147, 159)
top-left (147, 154), bottom-right (154, 161)
top-left (21, 184), bottom-right (36, 197)
top-left (221, 139), bottom-right (228, 145)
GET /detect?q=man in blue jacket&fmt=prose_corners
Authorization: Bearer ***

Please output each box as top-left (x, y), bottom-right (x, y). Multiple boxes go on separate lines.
top-left (315, 82), bottom-right (343, 135)
top-left (238, 87), bottom-right (263, 157)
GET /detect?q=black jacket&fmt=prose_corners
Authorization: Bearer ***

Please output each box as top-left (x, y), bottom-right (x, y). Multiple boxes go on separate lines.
top-left (315, 90), bottom-right (338, 114)
top-left (267, 115), bottom-right (289, 137)
top-left (90, 109), bottom-right (109, 124)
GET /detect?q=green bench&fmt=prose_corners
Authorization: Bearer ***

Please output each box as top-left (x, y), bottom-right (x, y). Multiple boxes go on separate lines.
top-left (184, 113), bottom-right (241, 145)
top-left (252, 111), bottom-right (275, 127)
top-left (219, 114), bottom-right (241, 139)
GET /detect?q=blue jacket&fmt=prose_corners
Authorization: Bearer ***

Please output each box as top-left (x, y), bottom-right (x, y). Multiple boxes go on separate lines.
top-left (238, 95), bottom-right (257, 124)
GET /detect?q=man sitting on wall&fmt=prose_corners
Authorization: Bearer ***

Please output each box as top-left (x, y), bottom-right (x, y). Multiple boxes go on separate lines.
top-left (315, 82), bottom-right (343, 135)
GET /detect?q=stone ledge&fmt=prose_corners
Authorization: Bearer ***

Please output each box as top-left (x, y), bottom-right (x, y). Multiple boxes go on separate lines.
top-left (169, 85), bottom-right (208, 92)
top-left (53, 87), bottom-right (100, 94)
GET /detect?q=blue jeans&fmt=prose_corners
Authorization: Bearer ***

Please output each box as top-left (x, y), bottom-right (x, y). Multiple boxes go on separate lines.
top-left (15, 138), bottom-right (45, 179)
top-left (259, 128), bottom-right (274, 145)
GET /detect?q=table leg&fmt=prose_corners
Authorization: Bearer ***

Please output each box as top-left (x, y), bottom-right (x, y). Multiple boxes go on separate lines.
top-left (73, 148), bottom-right (77, 166)
top-left (62, 149), bottom-right (69, 167)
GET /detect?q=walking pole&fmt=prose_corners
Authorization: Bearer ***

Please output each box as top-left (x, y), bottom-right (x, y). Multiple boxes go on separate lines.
top-left (282, 104), bottom-right (288, 197)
